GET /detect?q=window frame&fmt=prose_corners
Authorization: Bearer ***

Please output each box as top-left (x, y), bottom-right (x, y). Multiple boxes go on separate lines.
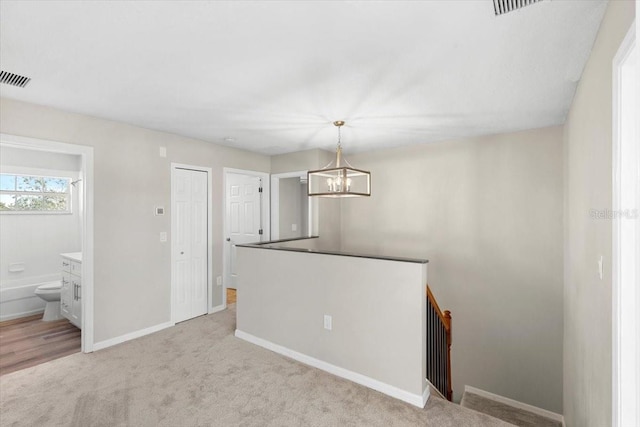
top-left (0, 167), bottom-right (76, 215)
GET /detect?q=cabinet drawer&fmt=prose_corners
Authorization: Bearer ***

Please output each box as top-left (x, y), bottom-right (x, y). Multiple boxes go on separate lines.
top-left (61, 258), bottom-right (71, 273)
top-left (70, 261), bottom-right (81, 276)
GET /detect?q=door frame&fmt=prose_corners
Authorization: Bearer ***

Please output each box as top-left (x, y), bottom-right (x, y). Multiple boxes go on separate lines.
top-left (270, 170), bottom-right (315, 240)
top-left (222, 167), bottom-right (270, 307)
top-left (170, 163), bottom-right (214, 323)
top-left (612, 21), bottom-right (639, 427)
top-left (0, 133), bottom-right (95, 353)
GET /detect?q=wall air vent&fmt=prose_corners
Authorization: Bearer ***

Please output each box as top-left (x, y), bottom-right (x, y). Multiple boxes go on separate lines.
top-left (493, 0), bottom-right (543, 16)
top-left (0, 70), bottom-right (31, 88)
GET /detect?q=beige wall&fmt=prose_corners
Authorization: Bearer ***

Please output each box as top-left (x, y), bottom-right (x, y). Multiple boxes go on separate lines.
top-left (563, 1), bottom-right (636, 426)
top-left (340, 126), bottom-right (565, 413)
top-left (236, 246), bottom-right (427, 403)
top-left (270, 148), bottom-right (325, 174)
top-left (0, 98), bottom-right (270, 343)
top-left (277, 177), bottom-right (304, 239)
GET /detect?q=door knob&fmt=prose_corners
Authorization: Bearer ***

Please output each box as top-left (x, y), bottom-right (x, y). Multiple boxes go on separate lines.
top-left (180, 251), bottom-right (184, 255)
top-left (226, 238), bottom-right (231, 242)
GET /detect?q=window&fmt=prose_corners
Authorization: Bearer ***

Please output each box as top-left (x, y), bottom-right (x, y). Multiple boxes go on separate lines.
top-left (0, 174), bottom-right (71, 213)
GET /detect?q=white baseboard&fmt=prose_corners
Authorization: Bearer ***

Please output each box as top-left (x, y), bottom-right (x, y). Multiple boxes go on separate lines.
top-left (235, 329), bottom-right (429, 408)
top-left (209, 304), bottom-right (226, 314)
top-left (422, 385), bottom-right (430, 406)
top-left (464, 385), bottom-right (564, 424)
top-left (93, 321), bottom-right (174, 351)
top-left (0, 308), bottom-right (44, 322)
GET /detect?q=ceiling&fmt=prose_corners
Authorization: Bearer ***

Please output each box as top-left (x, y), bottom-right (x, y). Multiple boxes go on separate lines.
top-left (0, 0), bottom-right (607, 155)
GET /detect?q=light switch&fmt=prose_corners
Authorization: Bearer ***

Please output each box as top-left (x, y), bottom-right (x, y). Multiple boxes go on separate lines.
top-left (160, 232), bottom-right (167, 242)
top-left (159, 146), bottom-right (167, 158)
top-left (292, 224), bottom-right (297, 232)
top-left (324, 315), bottom-right (332, 331)
top-left (597, 255), bottom-right (603, 280)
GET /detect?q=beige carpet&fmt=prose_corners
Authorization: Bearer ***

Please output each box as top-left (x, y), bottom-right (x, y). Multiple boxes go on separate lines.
top-left (0, 306), bottom-right (512, 427)
top-left (460, 392), bottom-right (561, 427)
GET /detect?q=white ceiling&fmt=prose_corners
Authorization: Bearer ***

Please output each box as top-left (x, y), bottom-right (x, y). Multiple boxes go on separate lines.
top-left (0, 0), bottom-right (607, 155)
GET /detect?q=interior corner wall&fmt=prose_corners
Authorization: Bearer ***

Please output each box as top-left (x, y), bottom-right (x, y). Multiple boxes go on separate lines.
top-left (0, 97), bottom-right (270, 344)
top-left (563, 1), bottom-right (636, 426)
top-left (339, 126), bottom-right (565, 413)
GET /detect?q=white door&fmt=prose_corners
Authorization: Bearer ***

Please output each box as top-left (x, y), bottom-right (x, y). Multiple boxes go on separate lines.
top-left (225, 173), bottom-right (262, 288)
top-left (173, 168), bottom-right (208, 323)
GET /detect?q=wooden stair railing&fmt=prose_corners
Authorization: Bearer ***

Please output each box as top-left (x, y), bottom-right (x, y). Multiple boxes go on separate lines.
top-left (426, 285), bottom-right (452, 401)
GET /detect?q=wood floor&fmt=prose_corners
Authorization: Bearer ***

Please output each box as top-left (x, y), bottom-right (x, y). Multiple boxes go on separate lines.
top-left (1, 291), bottom-right (236, 377)
top-left (0, 314), bottom-right (81, 376)
top-left (227, 288), bottom-right (237, 304)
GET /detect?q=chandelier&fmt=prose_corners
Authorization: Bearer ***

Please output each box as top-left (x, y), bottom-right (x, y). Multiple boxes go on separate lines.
top-left (307, 121), bottom-right (371, 197)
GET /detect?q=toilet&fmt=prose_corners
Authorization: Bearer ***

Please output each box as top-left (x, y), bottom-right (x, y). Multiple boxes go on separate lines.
top-left (34, 282), bottom-right (63, 321)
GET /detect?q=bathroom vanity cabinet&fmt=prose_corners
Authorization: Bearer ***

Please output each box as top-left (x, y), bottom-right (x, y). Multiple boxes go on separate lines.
top-left (61, 253), bottom-right (82, 329)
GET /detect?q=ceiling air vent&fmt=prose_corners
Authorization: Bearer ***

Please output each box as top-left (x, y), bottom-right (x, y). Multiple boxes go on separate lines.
top-left (493, 0), bottom-right (543, 16)
top-left (0, 70), bottom-right (31, 88)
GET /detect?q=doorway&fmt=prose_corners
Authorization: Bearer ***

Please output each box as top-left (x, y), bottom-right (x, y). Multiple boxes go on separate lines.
top-left (270, 170), bottom-right (315, 240)
top-left (223, 168), bottom-right (270, 307)
top-left (0, 133), bottom-right (94, 354)
top-left (171, 164), bottom-right (212, 323)
top-left (612, 22), bottom-right (638, 427)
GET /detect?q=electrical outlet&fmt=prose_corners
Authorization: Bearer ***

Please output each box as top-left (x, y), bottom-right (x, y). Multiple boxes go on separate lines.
top-left (159, 232), bottom-right (167, 242)
top-left (292, 224), bottom-right (298, 232)
top-left (216, 276), bottom-right (222, 286)
top-left (324, 315), bottom-right (332, 331)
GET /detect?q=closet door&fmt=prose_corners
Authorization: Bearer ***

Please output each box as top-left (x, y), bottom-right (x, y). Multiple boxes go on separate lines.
top-left (173, 168), bottom-right (208, 323)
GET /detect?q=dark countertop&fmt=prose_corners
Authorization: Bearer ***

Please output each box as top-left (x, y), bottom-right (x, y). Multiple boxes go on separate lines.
top-left (237, 236), bottom-right (428, 264)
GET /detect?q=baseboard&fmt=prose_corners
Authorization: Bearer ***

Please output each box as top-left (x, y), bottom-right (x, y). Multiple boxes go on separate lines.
top-left (93, 321), bottom-right (174, 351)
top-left (464, 385), bottom-right (564, 424)
top-left (209, 304), bottom-right (226, 314)
top-left (422, 384), bottom-right (430, 406)
top-left (0, 309), bottom-right (44, 322)
top-left (235, 329), bottom-right (429, 408)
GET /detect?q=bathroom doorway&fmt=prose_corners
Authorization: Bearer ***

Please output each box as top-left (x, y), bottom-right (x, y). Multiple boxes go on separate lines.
top-left (270, 170), bottom-right (315, 241)
top-left (0, 134), bottom-right (94, 367)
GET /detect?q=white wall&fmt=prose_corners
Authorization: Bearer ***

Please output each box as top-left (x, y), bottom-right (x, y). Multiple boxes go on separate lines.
top-left (339, 126), bottom-right (564, 413)
top-left (0, 98), bottom-right (269, 343)
top-left (563, 1), bottom-right (636, 426)
top-left (0, 146), bottom-right (81, 319)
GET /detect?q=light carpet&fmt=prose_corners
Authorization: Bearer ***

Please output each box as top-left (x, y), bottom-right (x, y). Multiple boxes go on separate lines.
top-left (0, 305), bottom-right (512, 426)
top-left (460, 392), bottom-right (561, 427)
